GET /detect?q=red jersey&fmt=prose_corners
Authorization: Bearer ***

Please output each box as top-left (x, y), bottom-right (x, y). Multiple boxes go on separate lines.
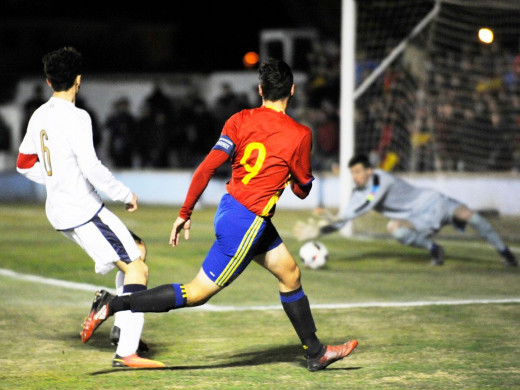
top-left (179, 106), bottom-right (314, 219)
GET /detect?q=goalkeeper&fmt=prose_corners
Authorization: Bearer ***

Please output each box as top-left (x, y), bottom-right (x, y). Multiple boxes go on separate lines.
top-left (295, 154), bottom-right (518, 267)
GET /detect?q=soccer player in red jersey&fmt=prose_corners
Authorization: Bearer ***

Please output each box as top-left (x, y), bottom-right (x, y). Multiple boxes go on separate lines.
top-left (82, 58), bottom-right (357, 371)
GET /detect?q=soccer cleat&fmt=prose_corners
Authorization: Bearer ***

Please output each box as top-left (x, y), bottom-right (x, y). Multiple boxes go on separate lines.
top-left (81, 290), bottom-right (114, 343)
top-left (110, 325), bottom-right (150, 352)
top-left (500, 248), bottom-right (518, 267)
top-left (306, 340), bottom-right (358, 372)
top-left (430, 244), bottom-right (445, 266)
top-left (112, 353), bottom-right (165, 368)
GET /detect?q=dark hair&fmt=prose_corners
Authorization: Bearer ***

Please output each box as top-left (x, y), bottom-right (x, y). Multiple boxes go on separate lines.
top-left (348, 154), bottom-right (372, 168)
top-left (258, 57), bottom-right (293, 101)
top-left (42, 47), bottom-right (83, 92)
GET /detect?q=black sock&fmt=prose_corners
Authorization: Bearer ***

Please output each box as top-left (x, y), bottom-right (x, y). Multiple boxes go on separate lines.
top-left (110, 284), bottom-right (181, 313)
top-left (280, 286), bottom-right (323, 358)
top-left (109, 283), bottom-right (147, 314)
top-left (129, 284), bottom-right (181, 313)
top-left (110, 295), bottom-right (131, 313)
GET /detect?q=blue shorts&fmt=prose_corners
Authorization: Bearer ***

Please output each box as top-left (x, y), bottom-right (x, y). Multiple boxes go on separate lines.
top-left (202, 194), bottom-right (283, 287)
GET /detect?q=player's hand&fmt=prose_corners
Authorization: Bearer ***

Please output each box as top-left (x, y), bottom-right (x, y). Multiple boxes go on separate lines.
top-left (170, 217), bottom-right (191, 247)
top-left (125, 193), bottom-right (138, 212)
top-left (293, 218), bottom-right (320, 241)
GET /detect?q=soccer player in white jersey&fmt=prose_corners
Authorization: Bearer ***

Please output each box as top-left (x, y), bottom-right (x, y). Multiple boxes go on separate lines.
top-left (295, 154), bottom-right (518, 267)
top-left (16, 46), bottom-right (164, 368)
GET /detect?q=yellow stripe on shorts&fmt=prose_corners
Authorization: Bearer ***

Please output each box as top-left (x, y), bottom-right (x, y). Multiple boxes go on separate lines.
top-left (215, 215), bottom-right (263, 286)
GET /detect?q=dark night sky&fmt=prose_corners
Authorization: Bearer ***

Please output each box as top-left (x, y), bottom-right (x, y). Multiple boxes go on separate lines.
top-left (0, 0), bottom-right (342, 74)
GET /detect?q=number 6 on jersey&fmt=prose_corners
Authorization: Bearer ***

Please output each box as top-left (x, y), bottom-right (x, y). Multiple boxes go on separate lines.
top-left (40, 130), bottom-right (53, 176)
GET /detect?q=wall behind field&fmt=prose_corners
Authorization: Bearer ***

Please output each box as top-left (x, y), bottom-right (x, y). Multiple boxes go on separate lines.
top-left (3, 170), bottom-right (520, 216)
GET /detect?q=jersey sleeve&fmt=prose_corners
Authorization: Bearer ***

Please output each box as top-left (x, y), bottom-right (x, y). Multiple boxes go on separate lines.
top-left (71, 113), bottom-right (133, 204)
top-left (179, 149), bottom-right (230, 219)
top-left (16, 129), bottom-right (45, 185)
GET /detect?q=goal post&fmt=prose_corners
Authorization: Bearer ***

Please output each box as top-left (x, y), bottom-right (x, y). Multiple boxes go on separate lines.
top-left (339, 0), bottom-right (440, 234)
top-left (338, 0), bottom-right (356, 236)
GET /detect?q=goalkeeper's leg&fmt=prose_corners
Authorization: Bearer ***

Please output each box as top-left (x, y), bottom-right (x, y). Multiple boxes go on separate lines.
top-left (453, 206), bottom-right (517, 266)
top-left (387, 220), bottom-right (444, 265)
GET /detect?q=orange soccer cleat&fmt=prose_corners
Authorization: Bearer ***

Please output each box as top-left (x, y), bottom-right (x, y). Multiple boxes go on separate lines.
top-left (112, 353), bottom-right (165, 368)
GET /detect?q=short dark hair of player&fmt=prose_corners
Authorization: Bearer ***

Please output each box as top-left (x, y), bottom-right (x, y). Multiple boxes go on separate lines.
top-left (42, 46), bottom-right (83, 92)
top-left (258, 57), bottom-right (294, 101)
top-left (348, 154), bottom-right (372, 168)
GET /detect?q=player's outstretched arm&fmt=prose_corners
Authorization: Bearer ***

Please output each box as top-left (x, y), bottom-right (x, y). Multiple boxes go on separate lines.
top-left (170, 216), bottom-right (191, 247)
top-left (293, 217), bottom-right (348, 241)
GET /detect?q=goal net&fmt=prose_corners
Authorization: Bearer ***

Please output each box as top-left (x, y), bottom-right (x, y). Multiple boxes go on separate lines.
top-left (354, 0), bottom-right (520, 173)
top-left (345, 0), bottom-right (520, 240)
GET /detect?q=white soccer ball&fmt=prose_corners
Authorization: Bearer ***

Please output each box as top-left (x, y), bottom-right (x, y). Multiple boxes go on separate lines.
top-left (299, 241), bottom-right (328, 270)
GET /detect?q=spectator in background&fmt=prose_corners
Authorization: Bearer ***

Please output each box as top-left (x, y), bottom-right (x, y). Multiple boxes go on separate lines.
top-left (136, 101), bottom-right (172, 168)
top-left (145, 81), bottom-right (173, 122)
top-left (76, 96), bottom-right (102, 150)
top-left (21, 84), bottom-right (46, 140)
top-left (213, 82), bottom-right (241, 126)
top-left (314, 100), bottom-right (339, 171)
top-left (105, 97), bottom-right (137, 168)
top-left (177, 87), bottom-right (219, 168)
top-left (0, 112), bottom-right (12, 153)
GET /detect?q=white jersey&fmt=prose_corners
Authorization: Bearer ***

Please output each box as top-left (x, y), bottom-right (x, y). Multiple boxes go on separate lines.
top-left (17, 97), bottom-right (133, 230)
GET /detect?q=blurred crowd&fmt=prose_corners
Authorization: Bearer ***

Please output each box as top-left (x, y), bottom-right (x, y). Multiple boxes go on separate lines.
top-left (353, 41), bottom-right (520, 173)
top-left (3, 36), bottom-right (520, 174)
top-left (0, 38), bottom-right (343, 173)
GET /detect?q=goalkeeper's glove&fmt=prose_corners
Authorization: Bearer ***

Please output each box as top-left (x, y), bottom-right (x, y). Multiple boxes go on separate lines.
top-left (293, 217), bottom-right (329, 242)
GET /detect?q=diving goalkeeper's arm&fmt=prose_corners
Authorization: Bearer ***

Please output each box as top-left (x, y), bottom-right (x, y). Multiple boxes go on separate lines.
top-left (294, 172), bottom-right (388, 241)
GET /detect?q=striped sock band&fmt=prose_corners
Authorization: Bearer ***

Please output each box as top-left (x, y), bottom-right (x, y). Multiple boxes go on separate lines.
top-left (172, 283), bottom-right (188, 308)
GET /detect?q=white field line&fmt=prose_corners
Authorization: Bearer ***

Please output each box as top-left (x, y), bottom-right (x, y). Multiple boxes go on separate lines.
top-left (2, 268), bottom-right (520, 312)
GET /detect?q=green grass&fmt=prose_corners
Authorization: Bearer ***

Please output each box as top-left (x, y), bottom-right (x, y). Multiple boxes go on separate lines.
top-left (1, 203), bottom-right (520, 389)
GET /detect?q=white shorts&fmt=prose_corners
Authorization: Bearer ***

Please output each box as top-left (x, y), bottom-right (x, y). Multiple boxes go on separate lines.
top-left (60, 207), bottom-right (141, 275)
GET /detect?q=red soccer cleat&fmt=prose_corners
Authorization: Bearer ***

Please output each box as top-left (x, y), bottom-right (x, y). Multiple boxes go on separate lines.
top-left (306, 340), bottom-right (358, 371)
top-left (81, 290), bottom-right (113, 343)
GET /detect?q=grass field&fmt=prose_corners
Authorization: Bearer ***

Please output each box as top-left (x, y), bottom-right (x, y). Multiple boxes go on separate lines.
top-left (1, 203), bottom-right (520, 389)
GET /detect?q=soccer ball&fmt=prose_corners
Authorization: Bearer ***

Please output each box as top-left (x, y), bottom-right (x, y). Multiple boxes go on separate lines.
top-left (299, 241), bottom-right (328, 270)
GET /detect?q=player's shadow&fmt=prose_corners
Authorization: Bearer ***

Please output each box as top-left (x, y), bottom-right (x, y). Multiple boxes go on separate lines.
top-left (89, 343), bottom-right (361, 375)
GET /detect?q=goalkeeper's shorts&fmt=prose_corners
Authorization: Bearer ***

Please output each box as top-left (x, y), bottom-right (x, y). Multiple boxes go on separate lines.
top-left (409, 193), bottom-right (462, 234)
top-left (202, 193), bottom-right (282, 287)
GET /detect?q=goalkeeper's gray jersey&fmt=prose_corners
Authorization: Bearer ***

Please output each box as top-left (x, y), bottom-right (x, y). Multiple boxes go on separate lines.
top-left (339, 169), bottom-right (461, 232)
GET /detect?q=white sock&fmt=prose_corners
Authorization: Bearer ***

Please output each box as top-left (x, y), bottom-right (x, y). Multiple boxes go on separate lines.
top-left (113, 271), bottom-right (125, 330)
top-left (113, 271), bottom-right (146, 357)
top-left (115, 310), bottom-right (144, 357)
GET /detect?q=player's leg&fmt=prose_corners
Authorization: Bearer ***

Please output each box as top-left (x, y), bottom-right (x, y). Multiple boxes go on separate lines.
top-left (72, 208), bottom-right (163, 367)
top-left (111, 232), bottom-right (149, 351)
top-left (83, 193), bottom-right (259, 319)
top-left (452, 205), bottom-right (517, 266)
top-left (254, 243), bottom-right (320, 352)
top-left (255, 240), bottom-right (357, 371)
top-left (92, 209), bottom-right (152, 363)
top-left (110, 270), bottom-right (125, 345)
top-left (109, 267), bottom-right (221, 315)
top-left (387, 219), bottom-right (443, 265)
